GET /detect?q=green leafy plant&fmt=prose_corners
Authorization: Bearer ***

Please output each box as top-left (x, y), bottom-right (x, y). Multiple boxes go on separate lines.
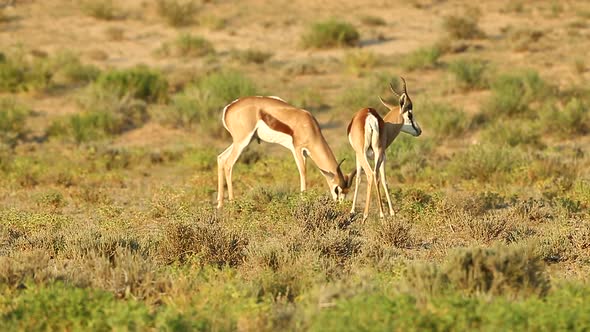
top-left (301, 20), bottom-right (360, 49)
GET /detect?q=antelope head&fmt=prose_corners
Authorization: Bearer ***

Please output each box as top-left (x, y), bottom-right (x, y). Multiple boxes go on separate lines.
top-left (379, 77), bottom-right (422, 136)
top-left (324, 159), bottom-right (357, 201)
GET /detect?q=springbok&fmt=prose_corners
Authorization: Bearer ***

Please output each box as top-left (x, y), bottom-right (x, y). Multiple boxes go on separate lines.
top-left (347, 77), bottom-right (422, 220)
top-left (217, 96), bottom-right (356, 208)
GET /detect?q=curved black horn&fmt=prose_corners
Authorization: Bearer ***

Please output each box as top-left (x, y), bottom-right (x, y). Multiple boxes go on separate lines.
top-left (389, 82), bottom-right (401, 97)
top-left (338, 158), bottom-right (346, 168)
top-left (400, 76), bottom-right (407, 94)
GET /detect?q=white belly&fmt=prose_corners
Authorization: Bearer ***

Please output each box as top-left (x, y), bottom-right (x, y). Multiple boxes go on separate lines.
top-left (256, 120), bottom-right (294, 151)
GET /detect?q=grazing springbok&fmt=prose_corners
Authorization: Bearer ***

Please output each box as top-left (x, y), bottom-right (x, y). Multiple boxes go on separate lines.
top-left (217, 96), bottom-right (356, 208)
top-left (347, 77), bottom-right (422, 220)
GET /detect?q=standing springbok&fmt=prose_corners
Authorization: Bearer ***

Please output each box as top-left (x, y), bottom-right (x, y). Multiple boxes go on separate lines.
top-left (217, 96), bottom-right (356, 208)
top-left (347, 77), bottom-right (422, 220)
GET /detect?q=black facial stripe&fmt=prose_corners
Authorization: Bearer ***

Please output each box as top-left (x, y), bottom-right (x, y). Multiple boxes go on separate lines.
top-left (410, 119), bottom-right (419, 133)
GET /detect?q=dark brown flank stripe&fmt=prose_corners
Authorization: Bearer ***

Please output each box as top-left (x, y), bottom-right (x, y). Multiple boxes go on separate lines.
top-left (366, 108), bottom-right (384, 131)
top-left (259, 110), bottom-right (294, 136)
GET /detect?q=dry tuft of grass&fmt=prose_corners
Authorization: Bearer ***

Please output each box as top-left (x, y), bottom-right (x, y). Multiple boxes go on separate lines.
top-left (301, 19), bottom-right (360, 49)
top-left (156, 0), bottom-right (199, 27)
top-left (443, 14), bottom-right (486, 40)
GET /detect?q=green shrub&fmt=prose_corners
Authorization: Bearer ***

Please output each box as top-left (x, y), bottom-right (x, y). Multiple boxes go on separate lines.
top-left (448, 58), bottom-right (489, 90)
top-left (0, 52), bottom-right (52, 92)
top-left (540, 98), bottom-right (589, 138)
top-left (81, 0), bottom-right (123, 20)
top-left (50, 52), bottom-right (100, 86)
top-left (482, 70), bottom-right (549, 119)
top-left (161, 71), bottom-right (257, 132)
top-left (0, 51), bottom-right (98, 92)
top-left (0, 283), bottom-right (154, 331)
top-left (301, 20), bottom-right (360, 49)
top-left (401, 46), bottom-right (441, 71)
top-left (0, 98), bottom-right (29, 147)
top-left (421, 102), bottom-right (470, 138)
top-left (49, 88), bottom-right (148, 143)
top-left (443, 15), bottom-right (485, 39)
top-left (161, 218), bottom-right (248, 267)
top-left (230, 49), bottom-right (273, 64)
top-left (34, 190), bottom-right (67, 210)
top-left (95, 65), bottom-right (168, 103)
top-left (446, 143), bottom-right (524, 182)
top-left (480, 121), bottom-right (544, 148)
top-left (385, 135), bottom-right (434, 168)
top-left (162, 34), bottom-right (215, 57)
top-left (406, 244), bottom-right (550, 298)
top-left (156, 0), bottom-right (199, 27)
top-left (310, 284), bottom-right (590, 331)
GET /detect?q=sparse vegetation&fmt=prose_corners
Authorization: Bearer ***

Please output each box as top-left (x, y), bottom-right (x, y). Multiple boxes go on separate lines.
top-left (82, 0), bottom-right (123, 21)
top-left (448, 58), bottom-right (489, 90)
top-left (360, 15), bottom-right (386, 26)
top-left (156, 0), bottom-right (199, 27)
top-left (158, 34), bottom-right (215, 58)
top-left (344, 50), bottom-right (378, 76)
top-left (301, 19), bottom-right (360, 49)
top-left (94, 65), bottom-right (168, 103)
top-left (401, 46), bottom-right (441, 71)
top-left (421, 102), bottom-right (470, 138)
top-left (2, 1), bottom-right (590, 330)
top-left (0, 97), bottom-right (29, 147)
top-left (482, 69), bottom-right (550, 119)
top-left (230, 49), bottom-right (273, 64)
top-left (48, 88), bottom-right (148, 143)
top-left (159, 71), bottom-right (257, 134)
top-left (443, 14), bottom-right (486, 39)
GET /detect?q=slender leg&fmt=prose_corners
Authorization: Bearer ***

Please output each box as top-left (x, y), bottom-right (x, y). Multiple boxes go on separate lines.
top-left (292, 149), bottom-right (307, 192)
top-left (217, 144), bottom-right (233, 208)
top-left (373, 149), bottom-right (385, 218)
top-left (356, 152), bottom-right (375, 221)
top-left (350, 158), bottom-right (362, 214)
top-left (222, 133), bottom-right (255, 203)
top-left (378, 156), bottom-right (395, 216)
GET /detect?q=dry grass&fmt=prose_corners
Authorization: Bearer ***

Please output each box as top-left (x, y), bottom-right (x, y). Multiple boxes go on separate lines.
top-left (1, 0), bottom-right (590, 329)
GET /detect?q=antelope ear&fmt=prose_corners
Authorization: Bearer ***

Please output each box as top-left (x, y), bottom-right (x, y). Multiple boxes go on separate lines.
top-left (319, 168), bottom-right (335, 179)
top-left (378, 96), bottom-right (395, 110)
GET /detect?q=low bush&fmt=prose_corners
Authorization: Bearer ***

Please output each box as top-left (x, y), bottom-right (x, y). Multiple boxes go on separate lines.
top-left (446, 143), bottom-right (525, 183)
top-left (230, 49), bottom-right (273, 64)
top-left (48, 88), bottom-right (148, 143)
top-left (161, 218), bottom-right (248, 267)
top-left (0, 98), bottom-right (29, 147)
top-left (421, 102), bottom-right (470, 138)
top-left (480, 120), bottom-right (544, 148)
top-left (443, 15), bottom-right (485, 39)
top-left (94, 65), bottom-right (168, 103)
top-left (160, 70), bottom-right (257, 133)
top-left (401, 46), bottom-right (441, 71)
top-left (81, 0), bottom-right (123, 20)
top-left (405, 244), bottom-right (550, 298)
top-left (448, 58), bottom-right (489, 90)
top-left (0, 52), bottom-right (52, 92)
top-left (156, 0), bottom-right (199, 27)
top-left (301, 20), bottom-right (360, 49)
top-left (540, 98), bottom-right (589, 138)
top-left (482, 69), bottom-right (550, 119)
top-left (157, 34), bottom-right (215, 58)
